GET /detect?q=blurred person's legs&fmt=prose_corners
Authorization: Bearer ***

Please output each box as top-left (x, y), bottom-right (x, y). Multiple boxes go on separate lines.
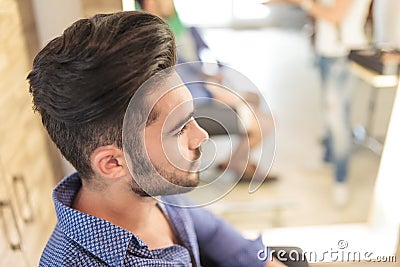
top-left (318, 56), bottom-right (353, 205)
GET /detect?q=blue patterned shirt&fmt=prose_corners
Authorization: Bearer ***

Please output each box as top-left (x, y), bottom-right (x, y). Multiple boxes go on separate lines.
top-left (39, 173), bottom-right (266, 266)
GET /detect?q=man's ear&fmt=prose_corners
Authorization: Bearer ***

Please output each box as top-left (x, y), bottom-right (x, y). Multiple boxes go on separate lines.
top-left (90, 145), bottom-right (128, 179)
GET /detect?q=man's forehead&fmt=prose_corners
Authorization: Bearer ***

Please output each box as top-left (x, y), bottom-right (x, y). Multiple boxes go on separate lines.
top-left (146, 71), bottom-right (183, 102)
top-left (144, 71), bottom-right (193, 123)
top-left (155, 85), bottom-right (193, 117)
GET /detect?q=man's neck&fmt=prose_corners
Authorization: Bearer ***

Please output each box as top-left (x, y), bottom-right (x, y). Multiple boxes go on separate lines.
top-left (72, 181), bottom-right (178, 250)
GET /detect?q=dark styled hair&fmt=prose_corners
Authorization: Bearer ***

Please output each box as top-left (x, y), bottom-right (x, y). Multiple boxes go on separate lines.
top-left (28, 11), bottom-right (176, 179)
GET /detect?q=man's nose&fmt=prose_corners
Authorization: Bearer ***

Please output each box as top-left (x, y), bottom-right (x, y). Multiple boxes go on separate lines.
top-left (189, 120), bottom-right (209, 150)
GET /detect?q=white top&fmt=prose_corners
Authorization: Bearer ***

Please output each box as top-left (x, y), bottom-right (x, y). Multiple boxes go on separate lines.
top-left (315, 0), bottom-right (372, 57)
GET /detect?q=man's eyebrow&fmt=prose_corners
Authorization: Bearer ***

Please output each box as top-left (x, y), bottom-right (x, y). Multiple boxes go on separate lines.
top-left (167, 111), bottom-right (195, 134)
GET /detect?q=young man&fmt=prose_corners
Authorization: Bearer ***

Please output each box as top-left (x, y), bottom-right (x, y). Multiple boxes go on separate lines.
top-left (28, 11), bottom-right (288, 266)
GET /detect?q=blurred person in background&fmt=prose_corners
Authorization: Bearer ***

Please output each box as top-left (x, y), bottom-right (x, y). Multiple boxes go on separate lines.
top-left (138, 0), bottom-right (279, 184)
top-left (265, 0), bottom-right (372, 206)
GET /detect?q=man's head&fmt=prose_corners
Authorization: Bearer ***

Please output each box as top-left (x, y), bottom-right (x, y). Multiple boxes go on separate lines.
top-left (137, 0), bottom-right (176, 19)
top-left (29, 11), bottom-right (208, 196)
top-left (28, 11), bottom-right (207, 196)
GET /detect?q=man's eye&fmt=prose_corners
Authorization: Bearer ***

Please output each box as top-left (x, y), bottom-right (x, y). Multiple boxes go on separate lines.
top-left (177, 124), bottom-right (188, 136)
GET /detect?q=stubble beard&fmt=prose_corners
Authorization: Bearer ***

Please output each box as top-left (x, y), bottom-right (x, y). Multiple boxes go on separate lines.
top-left (130, 163), bottom-right (200, 197)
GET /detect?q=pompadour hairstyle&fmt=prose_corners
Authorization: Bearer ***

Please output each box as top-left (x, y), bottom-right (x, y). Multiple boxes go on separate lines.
top-left (28, 11), bottom-right (176, 178)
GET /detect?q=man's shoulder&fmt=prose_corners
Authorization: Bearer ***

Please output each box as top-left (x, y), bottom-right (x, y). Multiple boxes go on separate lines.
top-left (39, 226), bottom-right (106, 267)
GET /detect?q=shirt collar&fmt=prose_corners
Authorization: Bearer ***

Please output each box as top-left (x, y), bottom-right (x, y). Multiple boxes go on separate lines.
top-left (53, 172), bottom-right (146, 266)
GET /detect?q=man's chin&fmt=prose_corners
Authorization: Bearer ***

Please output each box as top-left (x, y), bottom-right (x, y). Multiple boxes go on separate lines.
top-left (131, 172), bottom-right (200, 197)
top-left (143, 182), bottom-right (198, 197)
top-left (161, 184), bottom-right (197, 196)
top-left (157, 172), bottom-right (200, 196)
